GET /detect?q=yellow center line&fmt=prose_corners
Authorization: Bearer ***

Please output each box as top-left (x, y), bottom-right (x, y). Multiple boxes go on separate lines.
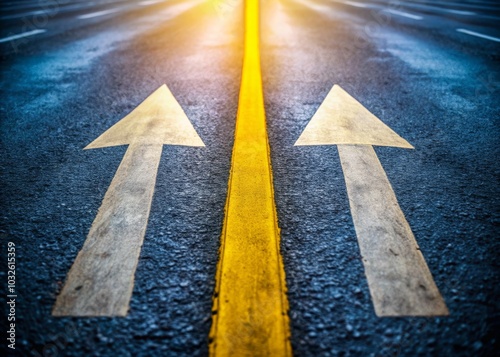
top-left (209, 0), bottom-right (292, 355)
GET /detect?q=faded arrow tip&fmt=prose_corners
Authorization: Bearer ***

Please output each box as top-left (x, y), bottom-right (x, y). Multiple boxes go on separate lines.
top-left (295, 85), bottom-right (414, 149)
top-left (85, 84), bottom-right (204, 149)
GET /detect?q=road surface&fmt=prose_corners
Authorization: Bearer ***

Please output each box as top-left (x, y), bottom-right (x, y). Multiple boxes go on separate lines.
top-left (0, 0), bottom-right (499, 355)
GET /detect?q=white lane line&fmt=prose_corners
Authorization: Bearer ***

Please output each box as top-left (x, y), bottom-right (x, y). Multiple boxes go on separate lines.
top-left (0, 29), bottom-right (46, 43)
top-left (446, 9), bottom-right (475, 16)
top-left (78, 8), bottom-right (120, 19)
top-left (1, 10), bottom-right (46, 20)
top-left (385, 9), bottom-right (423, 20)
top-left (457, 28), bottom-right (500, 42)
top-left (140, 0), bottom-right (163, 5)
top-left (342, 1), bottom-right (369, 8)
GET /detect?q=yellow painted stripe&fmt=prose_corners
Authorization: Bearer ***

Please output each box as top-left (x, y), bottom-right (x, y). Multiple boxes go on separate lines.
top-left (209, 0), bottom-right (292, 355)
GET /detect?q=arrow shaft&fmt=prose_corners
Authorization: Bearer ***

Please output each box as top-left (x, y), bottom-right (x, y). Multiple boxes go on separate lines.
top-left (53, 142), bottom-right (163, 316)
top-left (338, 144), bottom-right (448, 316)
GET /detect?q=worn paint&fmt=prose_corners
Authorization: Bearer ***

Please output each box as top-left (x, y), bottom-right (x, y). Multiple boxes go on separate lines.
top-left (296, 85), bottom-right (448, 316)
top-left (53, 85), bottom-right (203, 316)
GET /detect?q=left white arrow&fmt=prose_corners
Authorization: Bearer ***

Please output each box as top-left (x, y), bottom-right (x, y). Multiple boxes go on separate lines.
top-left (53, 84), bottom-right (204, 316)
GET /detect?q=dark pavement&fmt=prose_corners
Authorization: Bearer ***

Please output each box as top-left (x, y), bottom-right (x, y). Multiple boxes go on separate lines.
top-left (1, 0), bottom-right (499, 355)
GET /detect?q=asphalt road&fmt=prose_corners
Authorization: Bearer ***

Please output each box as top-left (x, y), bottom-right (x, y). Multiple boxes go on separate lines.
top-left (1, 0), bottom-right (499, 356)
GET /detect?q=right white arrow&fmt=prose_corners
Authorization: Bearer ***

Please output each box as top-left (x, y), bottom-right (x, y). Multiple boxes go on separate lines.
top-left (296, 85), bottom-right (448, 317)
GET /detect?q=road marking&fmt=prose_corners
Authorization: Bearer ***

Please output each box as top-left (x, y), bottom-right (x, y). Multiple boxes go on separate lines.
top-left (456, 28), bottom-right (500, 42)
top-left (209, 0), bottom-right (292, 355)
top-left (140, 0), bottom-right (163, 5)
top-left (385, 9), bottom-right (423, 20)
top-left (78, 8), bottom-right (120, 19)
top-left (0, 29), bottom-right (46, 43)
top-left (342, 1), bottom-right (369, 8)
top-left (52, 85), bottom-right (203, 316)
top-left (446, 9), bottom-right (475, 16)
top-left (295, 86), bottom-right (413, 148)
top-left (1, 10), bottom-right (45, 20)
top-left (296, 85), bottom-right (448, 316)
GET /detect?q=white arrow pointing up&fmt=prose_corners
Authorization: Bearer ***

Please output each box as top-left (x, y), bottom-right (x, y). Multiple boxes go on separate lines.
top-left (85, 84), bottom-right (203, 149)
top-left (296, 85), bottom-right (448, 317)
top-left (53, 85), bottom-right (203, 316)
top-left (295, 85), bottom-right (413, 148)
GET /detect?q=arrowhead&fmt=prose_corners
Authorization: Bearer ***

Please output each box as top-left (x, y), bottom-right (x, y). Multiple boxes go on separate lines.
top-left (295, 85), bottom-right (413, 149)
top-left (85, 84), bottom-right (204, 149)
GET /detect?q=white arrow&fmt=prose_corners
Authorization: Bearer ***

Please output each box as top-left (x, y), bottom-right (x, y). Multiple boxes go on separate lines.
top-left (296, 85), bottom-right (448, 316)
top-left (53, 85), bottom-right (204, 316)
